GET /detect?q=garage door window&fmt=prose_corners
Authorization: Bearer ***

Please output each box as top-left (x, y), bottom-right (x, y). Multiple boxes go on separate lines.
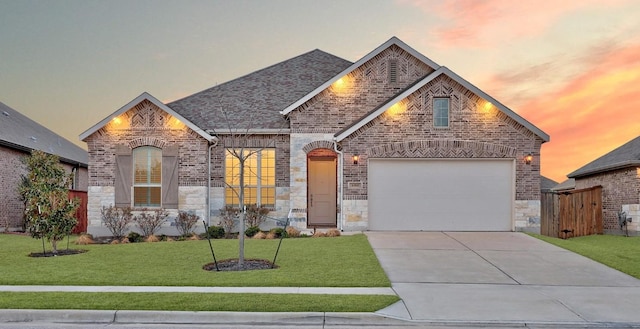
top-left (433, 98), bottom-right (449, 127)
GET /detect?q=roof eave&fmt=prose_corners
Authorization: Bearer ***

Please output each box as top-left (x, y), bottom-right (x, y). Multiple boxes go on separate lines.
top-left (568, 161), bottom-right (640, 178)
top-left (80, 92), bottom-right (214, 143)
top-left (280, 36), bottom-right (440, 116)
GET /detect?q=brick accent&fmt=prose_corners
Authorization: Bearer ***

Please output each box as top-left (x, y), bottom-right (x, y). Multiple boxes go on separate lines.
top-left (575, 167), bottom-right (640, 230)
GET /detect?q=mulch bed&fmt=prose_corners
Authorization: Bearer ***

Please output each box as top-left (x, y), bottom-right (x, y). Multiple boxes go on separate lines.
top-left (203, 258), bottom-right (277, 272)
top-left (29, 249), bottom-right (87, 257)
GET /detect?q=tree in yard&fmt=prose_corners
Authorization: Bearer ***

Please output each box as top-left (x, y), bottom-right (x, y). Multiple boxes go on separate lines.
top-left (19, 150), bottom-right (79, 254)
top-left (211, 100), bottom-right (286, 267)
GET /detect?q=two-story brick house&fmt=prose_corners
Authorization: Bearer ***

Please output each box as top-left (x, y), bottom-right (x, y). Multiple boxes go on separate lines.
top-left (81, 37), bottom-right (549, 235)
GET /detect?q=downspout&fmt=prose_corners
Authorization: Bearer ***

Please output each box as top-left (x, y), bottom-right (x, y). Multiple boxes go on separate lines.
top-left (207, 136), bottom-right (219, 226)
top-left (333, 140), bottom-right (344, 231)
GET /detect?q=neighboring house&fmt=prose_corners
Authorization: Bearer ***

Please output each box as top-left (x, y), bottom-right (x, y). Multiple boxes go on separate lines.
top-left (80, 37), bottom-right (549, 235)
top-left (0, 101), bottom-right (88, 231)
top-left (551, 178), bottom-right (576, 193)
top-left (568, 136), bottom-right (640, 233)
top-left (541, 176), bottom-right (558, 193)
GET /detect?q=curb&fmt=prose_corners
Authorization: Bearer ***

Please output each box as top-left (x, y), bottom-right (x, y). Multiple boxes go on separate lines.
top-left (2, 310), bottom-right (640, 328)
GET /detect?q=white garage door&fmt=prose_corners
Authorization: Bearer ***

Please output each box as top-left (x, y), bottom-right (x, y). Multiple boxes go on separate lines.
top-left (368, 159), bottom-right (514, 231)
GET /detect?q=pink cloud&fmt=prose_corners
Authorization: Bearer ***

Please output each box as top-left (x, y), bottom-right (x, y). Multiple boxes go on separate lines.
top-left (398, 0), bottom-right (629, 48)
top-left (514, 42), bottom-right (640, 182)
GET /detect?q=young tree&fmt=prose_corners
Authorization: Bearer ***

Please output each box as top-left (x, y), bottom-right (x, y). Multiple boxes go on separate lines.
top-left (19, 150), bottom-right (79, 254)
top-left (213, 100), bottom-right (286, 267)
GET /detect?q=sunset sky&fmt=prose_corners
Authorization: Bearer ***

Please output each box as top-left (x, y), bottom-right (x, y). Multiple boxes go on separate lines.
top-left (1, 0), bottom-right (639, 183)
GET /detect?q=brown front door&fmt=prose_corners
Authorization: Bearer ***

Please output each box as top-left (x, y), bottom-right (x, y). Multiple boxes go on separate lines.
top-left (308, 156), bottom-right (337, 227)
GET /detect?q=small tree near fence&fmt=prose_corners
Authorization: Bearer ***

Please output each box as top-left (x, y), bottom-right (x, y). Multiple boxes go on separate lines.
top-left (19, 150), bottom-right (79, 254)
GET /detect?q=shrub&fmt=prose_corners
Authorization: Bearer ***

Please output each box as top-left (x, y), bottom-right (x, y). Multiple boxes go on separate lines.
top-left (75, 234), bottom-right (94, 245)
top-left (145, 235), bottom-right (160, 243)
top-left (326, 229), bottom-right (341, 237)
top-left (253, 231), bottom-right (267, 239)
top-left (285, 226), bottom-right (300, 238)
top-left (218, 205), bottom-right (239, 238)
top-left (100, 205), bottom-right (133, 240)
top-left (127, 232), bottom-right (143, 243)
top-left (245, 204), bottom-right (270, 228)
top-left (134, 208), bottom-right (168, 237)
top-left (176, 211), bottom-right (200, 237)
top-left (269, 227), bottom-right (287, 239)
top-left (244, 226), bottom-right (260, 237)
top-left (313, 231), bottom-right (326, 238)
top-left (204, 225), bottom-right (225, 239)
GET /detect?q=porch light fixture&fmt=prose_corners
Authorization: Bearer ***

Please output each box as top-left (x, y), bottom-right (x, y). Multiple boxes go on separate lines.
top-left (524, 153), bottom-right (533, 165)
top-left (352, 154), bottom-right (359, 165)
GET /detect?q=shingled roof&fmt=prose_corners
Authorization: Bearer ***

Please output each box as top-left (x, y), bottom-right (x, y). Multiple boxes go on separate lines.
top-left (167, 49), bottom-right (352, 131)
top-left (0, 101), bottom-right (88, 166)
top-left (568, 136), bottom-right (640, 178)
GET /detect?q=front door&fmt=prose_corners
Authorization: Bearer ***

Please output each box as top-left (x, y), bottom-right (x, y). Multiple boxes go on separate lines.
top-left (308, 157), bottom-right (337, 227)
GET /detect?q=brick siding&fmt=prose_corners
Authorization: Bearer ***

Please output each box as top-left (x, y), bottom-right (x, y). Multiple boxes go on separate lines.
top-left (575, 167), bottom-right (640, 230)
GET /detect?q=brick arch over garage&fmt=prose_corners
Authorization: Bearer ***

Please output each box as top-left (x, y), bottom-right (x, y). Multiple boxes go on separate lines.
top-left (367, 139), bottom-right (517, 158)
top-left (302, 140), bottom-right (337, 154)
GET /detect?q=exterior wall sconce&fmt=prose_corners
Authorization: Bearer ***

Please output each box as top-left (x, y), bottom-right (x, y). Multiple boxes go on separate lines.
top-left (352, 154), bottom-right (359, 165)
top-left (524, 153), bottom-right (533, 165)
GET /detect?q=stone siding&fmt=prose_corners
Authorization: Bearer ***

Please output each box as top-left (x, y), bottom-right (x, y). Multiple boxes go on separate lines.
top-left (575, 167), bottom-right (640, 230)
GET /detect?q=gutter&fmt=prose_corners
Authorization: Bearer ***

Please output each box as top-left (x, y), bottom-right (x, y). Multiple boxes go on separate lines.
top-left (207, 135), bottom-right (220, 226)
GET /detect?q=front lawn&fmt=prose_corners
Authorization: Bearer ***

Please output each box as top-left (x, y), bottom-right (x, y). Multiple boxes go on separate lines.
top-left (531, 234), bottom-right (640, 279)
top-left (0, 233), bottom-right (397, 311)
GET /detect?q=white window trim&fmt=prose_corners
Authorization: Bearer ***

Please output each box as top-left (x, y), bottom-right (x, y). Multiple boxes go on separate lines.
top-left (225, 148), bottom-right (276, 207)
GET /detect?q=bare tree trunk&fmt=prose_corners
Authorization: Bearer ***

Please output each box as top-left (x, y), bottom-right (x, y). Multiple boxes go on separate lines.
top-left (51, 239), bottom-right (58, 254)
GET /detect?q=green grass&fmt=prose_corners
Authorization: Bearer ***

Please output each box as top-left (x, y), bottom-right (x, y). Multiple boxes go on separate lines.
top-left (0, 233), bottom-right (390, 287)
top-left (0, 233), bottom-right (397, 311)
top-left (531, 234), bottom-right (640, 279)
top-left (0, 292), bottom-right (398, 312)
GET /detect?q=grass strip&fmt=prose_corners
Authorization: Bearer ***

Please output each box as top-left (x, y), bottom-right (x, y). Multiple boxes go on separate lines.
top-left (530, 233), bottom-right (640, 279)
top-left (0, 292), bottom-right (399, 312)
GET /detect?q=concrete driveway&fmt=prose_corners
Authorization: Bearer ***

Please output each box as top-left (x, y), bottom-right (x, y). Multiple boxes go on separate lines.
top-left (366, 232), bottom-right (640, 326)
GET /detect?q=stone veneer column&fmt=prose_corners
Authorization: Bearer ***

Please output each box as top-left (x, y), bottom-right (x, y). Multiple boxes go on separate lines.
top-left (515, 200), bottom-right (540, 231)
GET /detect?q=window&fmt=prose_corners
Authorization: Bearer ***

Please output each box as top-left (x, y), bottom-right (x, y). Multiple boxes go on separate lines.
top-left (433, 98), bottom-right (450, 127)
top-left (133, 146), bottom-right (162, 207)
top-left (225, 149), bottom-right (275, 207)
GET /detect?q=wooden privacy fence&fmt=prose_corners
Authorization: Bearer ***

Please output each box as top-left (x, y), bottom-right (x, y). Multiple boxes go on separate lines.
top-left (69, 190), bottom-right (88, 234)
top-left (540, 186), bottom-right (603, 238)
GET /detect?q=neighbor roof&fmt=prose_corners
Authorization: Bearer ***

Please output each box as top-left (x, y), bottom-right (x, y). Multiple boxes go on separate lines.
top-left (168, 49), bottom-right (352, 131)
top-left (0, 101), bottom-right (88, 166)
top-left (541, 176), bottom-right (558, 192)
top-left (568, 136), bottom-right (640, 178)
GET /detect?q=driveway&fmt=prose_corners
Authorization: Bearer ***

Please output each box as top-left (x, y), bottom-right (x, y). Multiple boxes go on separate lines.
top-left (366, 232), bottom-right (640, 326)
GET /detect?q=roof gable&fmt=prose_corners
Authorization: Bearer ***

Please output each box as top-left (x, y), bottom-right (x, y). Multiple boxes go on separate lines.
top-left (334, 67), bottom-right (550, 142)
top-left (168, 49), bottom-right (352, 131)
top-left (568, 135), bottom-right (640, 178)
top-left (0, 101), bottom-right (88, 166)
top-left (80, 92), bottom-right (213, 142)
top-left (280, 36), bottom-right (440, 115)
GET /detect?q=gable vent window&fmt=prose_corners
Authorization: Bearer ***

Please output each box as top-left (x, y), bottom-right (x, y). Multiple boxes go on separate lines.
top-left (388, 59), bottom-right (398, 83)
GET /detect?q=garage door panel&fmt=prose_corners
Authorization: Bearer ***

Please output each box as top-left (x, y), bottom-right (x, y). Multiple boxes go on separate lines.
top-left (368, 159), bottom-right (513, 231)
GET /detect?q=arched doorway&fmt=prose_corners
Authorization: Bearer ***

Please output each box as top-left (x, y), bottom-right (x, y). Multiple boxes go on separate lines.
top-left (307, 148), bottom-right (337, 227)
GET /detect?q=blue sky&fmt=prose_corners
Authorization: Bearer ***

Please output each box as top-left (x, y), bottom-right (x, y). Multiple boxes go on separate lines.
top-left (1, 0), bottom-right (640, 182)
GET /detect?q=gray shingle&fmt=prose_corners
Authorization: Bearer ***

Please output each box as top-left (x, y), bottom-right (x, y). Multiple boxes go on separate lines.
top-left (568, 136), bottom-right (640, 178)
top-left (167, 49), bottom-right (352, 131)
top-left (540, 176), bottom-right (558, 192)
top-left (0, 102), bottom-right (88, 166)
